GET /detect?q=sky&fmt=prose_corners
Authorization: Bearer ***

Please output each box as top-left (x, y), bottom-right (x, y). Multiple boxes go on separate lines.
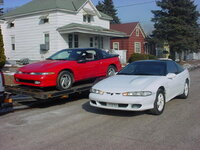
top-left (1, 0), bottom-right (200, 34)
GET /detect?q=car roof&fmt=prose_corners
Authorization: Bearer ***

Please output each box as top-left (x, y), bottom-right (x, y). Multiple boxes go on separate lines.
top-left (62, 48), bottom-right (101, 51)
top-left (135, 59), bottom-right (173, 64)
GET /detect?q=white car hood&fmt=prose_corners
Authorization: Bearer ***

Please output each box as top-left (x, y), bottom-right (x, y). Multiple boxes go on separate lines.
top-left (94, 75), bottom-right (164, 93)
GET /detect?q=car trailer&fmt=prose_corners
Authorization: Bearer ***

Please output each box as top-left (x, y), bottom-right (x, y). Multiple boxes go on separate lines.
top-left (5, 83), bottom-right (93, 100)
top-left (0, 80), bottom-right (98, 115)
top-left (0, 92), bottom-right (13, 115)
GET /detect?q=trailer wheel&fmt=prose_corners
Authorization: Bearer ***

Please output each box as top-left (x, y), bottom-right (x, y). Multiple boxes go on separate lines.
top-left (56, 71), bottom-right (73, 90)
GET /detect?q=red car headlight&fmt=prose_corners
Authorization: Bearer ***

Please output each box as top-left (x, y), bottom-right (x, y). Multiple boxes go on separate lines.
top-left (29, 72), bottom-right (55, 75)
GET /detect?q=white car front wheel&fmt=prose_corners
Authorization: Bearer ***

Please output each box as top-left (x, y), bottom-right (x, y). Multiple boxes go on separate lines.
top-left (150, 89), bottom-right (165, 115)
top-left (179, 81), bottom-right (189, 99)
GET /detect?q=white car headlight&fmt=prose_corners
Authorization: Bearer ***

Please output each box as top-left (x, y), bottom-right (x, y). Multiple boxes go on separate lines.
top-left (30, 72), bottom-right (55, 75)
top-left (122, 91), bottom-right (152, 96)
top-left (90, 88), bottom-right (104, 95)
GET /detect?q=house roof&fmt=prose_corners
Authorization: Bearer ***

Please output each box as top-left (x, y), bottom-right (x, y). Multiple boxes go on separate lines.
top-left (2, 0), bottom-right (112, 20)
top-left (57, 23), bottom-right (127, 37)
top-left (110, 22), bottom-right (139, 36)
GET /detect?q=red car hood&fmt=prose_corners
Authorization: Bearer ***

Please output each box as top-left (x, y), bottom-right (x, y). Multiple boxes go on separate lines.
top-left (18, 60), bottom-right (72, 72)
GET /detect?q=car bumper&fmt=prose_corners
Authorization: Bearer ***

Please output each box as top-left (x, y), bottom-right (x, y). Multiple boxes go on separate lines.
top-left (89, 93), bottom-right (156, 111)
top-left (14, 73), bottom-right (57, 87)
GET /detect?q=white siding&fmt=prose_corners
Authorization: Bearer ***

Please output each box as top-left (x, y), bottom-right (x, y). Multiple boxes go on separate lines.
top-left (1, 1), bottom-right (111, 62)
top-left (1, 12), bottom-right (60, 60)
top-left (56, 2), bottom-right (109, 29)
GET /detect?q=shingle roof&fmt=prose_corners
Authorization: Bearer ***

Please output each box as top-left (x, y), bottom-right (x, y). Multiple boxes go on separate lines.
top-left (3, 0), bottom-right (87, 18)
top-left (98, 11), bottom-right (112, 20)
top-left (2, 0), bottom-right (112, 20)
top-left (57, 23), bottom-right (127, 37)
top-left (110, 22), bottom-right (139, 36)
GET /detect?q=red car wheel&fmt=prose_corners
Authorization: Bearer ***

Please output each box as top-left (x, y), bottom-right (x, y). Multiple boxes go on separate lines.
top-left (56, 71), bottom-right (73, 90)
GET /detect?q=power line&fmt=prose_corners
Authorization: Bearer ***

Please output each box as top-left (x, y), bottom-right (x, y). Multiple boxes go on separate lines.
top-left (116, 1), bottom-right (155, 8)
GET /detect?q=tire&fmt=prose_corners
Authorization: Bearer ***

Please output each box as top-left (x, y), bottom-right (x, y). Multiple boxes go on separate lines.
top-left (107, 65), bottom-right (116, 76)
top-left (179, 81), bottom-right (189, 99)
top-left (150, 89), bottom-right (165, 115)
top-left (56, 71), bottom-right (73, 90)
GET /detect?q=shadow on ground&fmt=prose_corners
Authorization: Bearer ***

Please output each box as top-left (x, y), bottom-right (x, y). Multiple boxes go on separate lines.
top-left (82, 101), bottom-right (147, 117)
top-left (14, 91), bottom-right (90, 109)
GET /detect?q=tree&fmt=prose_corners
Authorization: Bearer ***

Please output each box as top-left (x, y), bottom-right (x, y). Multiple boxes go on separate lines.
top-left (96, 0), bottom-right (121, 24)
top-left (0, 28), bottom-right (6, 68)
top-left (96, 1), bottom-right (104, 12)
top-left (151, 0), bottom-right (200, 61)
top-left (0, 5), bottom-right (6, 68)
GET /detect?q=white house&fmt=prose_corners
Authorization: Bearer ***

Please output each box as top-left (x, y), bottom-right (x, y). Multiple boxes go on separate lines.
top-left (0, 0), bottom-right (126, 63)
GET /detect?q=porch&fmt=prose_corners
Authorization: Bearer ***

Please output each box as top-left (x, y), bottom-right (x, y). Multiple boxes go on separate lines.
top-left (57, 23), bottom-right (127, 50)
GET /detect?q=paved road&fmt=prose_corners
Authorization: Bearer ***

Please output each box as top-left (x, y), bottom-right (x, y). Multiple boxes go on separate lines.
top-left (1, 69), bottom-right (200, 150)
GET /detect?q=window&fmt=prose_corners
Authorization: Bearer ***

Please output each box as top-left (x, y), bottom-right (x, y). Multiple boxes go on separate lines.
top-left (10, 22), bottom-right (14, 28)
top-left (44, 33), bottom-right (50, 50)
top-left (113, 42), bottom-right (119, 50)
top-left (134, 42), bottom-right (141, 53)
top-left (43, 18), bottom-right (49, 23)
top-left (85, 49), bottom-right (97, 61)
top-left (68, 34), bottom-right (79, 48)
top-left (83, 15), bottom-right (92, 23)
top-left (7, 19), bottom-right (15, 28)
top-left (40, 15), bottom-right (49, 24)
top-left (74, 35), bottom-right (79, 48)
top-left (136, 28), bottom-right (139, 36)
top-left (68, 34), bottom-right (73, 48)
top-left (93, 36), bottom-right (104, 49)
top-left (11, 36), bottom-right (15, 50)
top-left (167, 61), bottom-right (178, 74)
top-left (175, 62), bottom-right (184, 73)
top-left (100, 37), bottom-right (103, 49)
top-left (118, 61), bottom-right (166, 76)
top-left (90, 37), bottom-right (94, 47)
top-left (102, 50), bottom-right (111, 59)
top-left (83, 15), bottom-right (87, 22)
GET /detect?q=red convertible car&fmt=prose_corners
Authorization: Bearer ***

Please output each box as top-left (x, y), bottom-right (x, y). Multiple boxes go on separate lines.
top-left (14, 48), bottom-right (122, 90)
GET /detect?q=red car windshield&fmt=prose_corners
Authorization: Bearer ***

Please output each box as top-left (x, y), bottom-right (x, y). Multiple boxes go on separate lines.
top-left (47, 49), bottom-right (83, 61)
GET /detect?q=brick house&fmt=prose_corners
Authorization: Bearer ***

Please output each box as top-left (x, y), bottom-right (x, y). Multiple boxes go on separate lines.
top-left (110, 22), bottom-right (146, 61)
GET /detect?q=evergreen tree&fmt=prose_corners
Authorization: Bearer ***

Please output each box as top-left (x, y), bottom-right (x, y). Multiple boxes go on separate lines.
top-left (0, 5), bottom-right (6, 68)
top-left (151, 0), bottom-right (200, 61)
top-left (96, 0), bottom-right (121, 24)
top-left (0, 28), bottom-right (6, 68)
top-left (96, 1), bottom-right (104, 12)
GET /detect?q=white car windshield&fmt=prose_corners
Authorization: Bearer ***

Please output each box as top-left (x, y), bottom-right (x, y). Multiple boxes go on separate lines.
top-left (118, 61), bottom-right (167, 76)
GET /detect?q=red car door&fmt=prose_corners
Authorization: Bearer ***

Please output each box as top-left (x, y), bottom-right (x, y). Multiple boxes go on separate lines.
top-left (74, 49), bottom-right (100, 81)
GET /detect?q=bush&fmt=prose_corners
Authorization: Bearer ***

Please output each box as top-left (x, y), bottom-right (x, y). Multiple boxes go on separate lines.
top-left (147, 54), bottom-right (157, 60)
top-left (128, 53), bottom-right (157, 63)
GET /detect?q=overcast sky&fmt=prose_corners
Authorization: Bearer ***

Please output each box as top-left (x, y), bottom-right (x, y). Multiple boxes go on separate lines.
top-left (2, 0), bottom-right (200, 34)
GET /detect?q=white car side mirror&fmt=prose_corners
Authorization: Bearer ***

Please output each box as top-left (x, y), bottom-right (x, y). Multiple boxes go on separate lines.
top-left (166, 73), bottom-right (176, 79)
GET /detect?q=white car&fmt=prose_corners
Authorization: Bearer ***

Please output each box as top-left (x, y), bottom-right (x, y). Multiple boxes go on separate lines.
top-left (89, 60), bottom-right (190, 115)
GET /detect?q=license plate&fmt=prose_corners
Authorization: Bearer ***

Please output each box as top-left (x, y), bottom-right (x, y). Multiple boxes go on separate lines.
top-left (107, 103), bottom-right (118, 108)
